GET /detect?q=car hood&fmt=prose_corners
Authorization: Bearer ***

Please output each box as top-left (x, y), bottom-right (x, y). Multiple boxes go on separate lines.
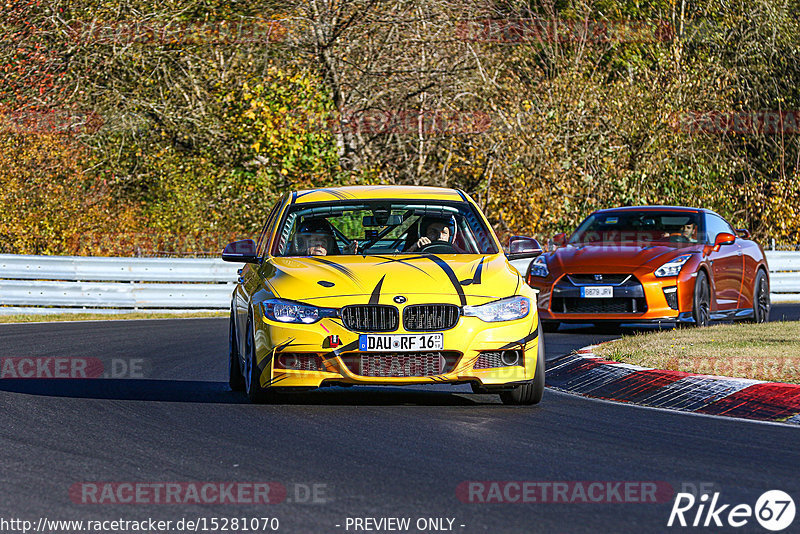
top-left (262, 254), bottom-right (521, 305)
top-left (546, 243), bottom-right (702, 271)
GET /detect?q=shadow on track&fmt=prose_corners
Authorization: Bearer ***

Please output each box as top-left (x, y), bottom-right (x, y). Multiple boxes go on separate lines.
top-left (0, 379), bottom-right (501, 406)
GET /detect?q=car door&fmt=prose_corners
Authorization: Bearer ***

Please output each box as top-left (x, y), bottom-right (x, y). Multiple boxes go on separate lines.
top-left (704, 213), bottom-right (743, 311)
top-left (235, 195), bottom-right (286, 352)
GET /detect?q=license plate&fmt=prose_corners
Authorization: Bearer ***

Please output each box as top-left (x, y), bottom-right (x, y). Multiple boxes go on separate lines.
top-left (359, 333), bottom-right (444, 352)
top-left (581, 286), bottom-right (613, 298)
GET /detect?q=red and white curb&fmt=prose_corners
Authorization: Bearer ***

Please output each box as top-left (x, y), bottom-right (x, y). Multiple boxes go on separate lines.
top-left (546, 344), bottom-right (800, 425)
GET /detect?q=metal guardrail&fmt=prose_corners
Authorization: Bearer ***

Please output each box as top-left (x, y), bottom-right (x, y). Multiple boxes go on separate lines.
top-left (510, 250), bottom-right (800, 303)
top-left (0, 251), bottom-right (798, 315)
top-left (767, 251), bottom-right (800, 302)
top-left (0, 254), bottom-right (238, 314)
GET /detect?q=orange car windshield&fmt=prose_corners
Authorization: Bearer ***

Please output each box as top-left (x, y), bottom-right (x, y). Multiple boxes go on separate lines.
top-left (569, 211), bottom-right (702, 246)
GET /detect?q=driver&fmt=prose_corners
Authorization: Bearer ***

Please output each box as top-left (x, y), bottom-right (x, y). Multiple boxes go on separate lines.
top-left (293, 218), bottom-right (338, 256)
top-left (406, 215), bottom-right (456, 252)
top-left (663, 221), bottom-right (698, 243)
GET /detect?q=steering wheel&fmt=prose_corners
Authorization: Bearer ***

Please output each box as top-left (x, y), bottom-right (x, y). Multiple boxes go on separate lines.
top-left (418, 240), bottom-right (458, 254)
top-left (668, 234), bottom-right (692, 243)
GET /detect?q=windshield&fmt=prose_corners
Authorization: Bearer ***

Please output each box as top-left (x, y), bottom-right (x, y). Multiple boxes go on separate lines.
top-left (273, 201), bottom-right (499, 257)
top-left (570, 211), bottom-right (703, 246)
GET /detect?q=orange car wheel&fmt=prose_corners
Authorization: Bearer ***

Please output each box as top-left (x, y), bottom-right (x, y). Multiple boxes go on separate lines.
top-left (752, 270), bottom-right (770, 323)
top-left (692, 270), bottom-right (711, 327)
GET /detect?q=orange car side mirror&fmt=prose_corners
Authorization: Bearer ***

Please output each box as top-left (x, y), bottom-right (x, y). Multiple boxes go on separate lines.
top-left (705, 232), bottom-right (736, 254)
top-left (552, 233), bottom-right (567, 247)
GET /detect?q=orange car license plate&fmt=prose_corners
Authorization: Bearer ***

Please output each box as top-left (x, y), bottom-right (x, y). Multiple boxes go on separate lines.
top-left (581, 286), bottom-right (613, 298)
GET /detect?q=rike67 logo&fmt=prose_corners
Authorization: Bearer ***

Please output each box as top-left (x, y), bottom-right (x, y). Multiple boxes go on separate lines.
top-left (668, 490), bottom-right (796, 531)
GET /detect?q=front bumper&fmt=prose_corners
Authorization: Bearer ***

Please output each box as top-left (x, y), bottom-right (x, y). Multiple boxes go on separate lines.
top-left (250, 311), bottom-right (540, 390)
top-left (531, 270), bottom-right (697, 322)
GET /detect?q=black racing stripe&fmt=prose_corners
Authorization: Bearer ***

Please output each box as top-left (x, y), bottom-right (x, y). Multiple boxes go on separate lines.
top-left (369, 275), bottom-right (386, 305)
top-left (306, 257), bottom-right (360, 284)
top-left (373, 255), bottom-right (434, 277)
top-left (258, 338), bottom-right (295, 372)
top-left (425, 256), bottom-right (467, 306)
top-left (451, 354), bottom-right (481, 375)
top-left (322, 340), bottom-right (360, 361)
top-left (296, 188), bottom-right (352, 200)
top-left (499, 329), bottom-right (538, 350)
top-left (472, 257), bottom-right (484, 284)
top-left (265, 375), bottom-right (289, 387)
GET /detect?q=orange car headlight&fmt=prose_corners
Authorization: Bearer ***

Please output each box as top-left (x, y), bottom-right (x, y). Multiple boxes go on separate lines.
top-left (654, 254), bottom-right (692, 278)
top-left (528, 255), bottom-right (549, 278)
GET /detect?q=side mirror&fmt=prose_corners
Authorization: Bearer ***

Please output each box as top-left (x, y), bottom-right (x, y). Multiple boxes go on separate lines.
top-left (715, 232), bottom-right (736, 247)
top-left (705, 232), bottom-right (736, 254)
top-left (506, 236), bottom-right (543, 260)
top-left (222, 239), bottom-right (259, 263)
top-left (552, 233), bottom-right (567, 247)
top-left (735, 228), bottom-right (751, 239)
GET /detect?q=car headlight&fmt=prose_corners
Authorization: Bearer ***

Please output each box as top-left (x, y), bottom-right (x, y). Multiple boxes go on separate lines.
top-left (463, 296), bottom-right (530, 322)
top-left (654, 254), bottom-right (692, 278)
top-left (528, 255), bottom-right (549, 277)
top-left (261, 299), bottom-right (338, 324)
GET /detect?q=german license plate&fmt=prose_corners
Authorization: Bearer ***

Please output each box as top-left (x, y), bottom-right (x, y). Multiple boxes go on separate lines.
top-left (581, 286), bottom-right (613, 298)
top-left (359, 333), bottom-right (444, 352)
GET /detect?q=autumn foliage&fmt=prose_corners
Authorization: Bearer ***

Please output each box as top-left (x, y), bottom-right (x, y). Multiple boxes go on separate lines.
top-left (1, 0), bottom-right (799, 255)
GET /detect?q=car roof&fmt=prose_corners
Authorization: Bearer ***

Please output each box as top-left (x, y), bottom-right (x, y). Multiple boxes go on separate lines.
top-left (291, 185), bottom-right (466, 204)
top-left (593, 205), bottom-right (710, 215)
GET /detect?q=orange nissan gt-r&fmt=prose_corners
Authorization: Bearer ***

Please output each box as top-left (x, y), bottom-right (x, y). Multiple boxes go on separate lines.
top-left (527, 206), bottom-right (770, 331)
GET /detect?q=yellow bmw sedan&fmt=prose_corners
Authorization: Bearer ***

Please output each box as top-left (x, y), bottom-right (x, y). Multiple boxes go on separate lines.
top-left (222, 186), bottom-right (545, 405)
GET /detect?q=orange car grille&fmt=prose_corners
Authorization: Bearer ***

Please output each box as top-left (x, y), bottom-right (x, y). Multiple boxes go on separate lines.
top-left (341, 352), bottom-right (460, 377)
top-left (553, 297), bottom-right (647, 314)
top-left (552, 274), bottom-right (648, 314)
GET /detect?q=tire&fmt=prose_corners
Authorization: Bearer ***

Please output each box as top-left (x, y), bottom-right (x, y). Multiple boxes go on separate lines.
top-left (542, 321), bottom-right (560, 333)
top-left (752, 269), bottom-right (771, 323)
top-left (500, 318), bottom-right (545, 405)
top-left (692, 270), bottom-right (711, 327)
top-left (243, 316), bottom-right (267, 403)
top-left (228, 310), bottom-right (245, 392)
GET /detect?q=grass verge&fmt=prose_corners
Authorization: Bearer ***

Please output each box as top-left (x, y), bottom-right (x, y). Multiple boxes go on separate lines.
top-left (593, 322), bottom-right (800, 384)
top-left (0, 311), bottom-right (226, 323)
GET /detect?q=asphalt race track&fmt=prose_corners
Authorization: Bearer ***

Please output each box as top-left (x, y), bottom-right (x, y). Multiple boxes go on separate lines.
top-left (1, 304), bottom-right (799, 533)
